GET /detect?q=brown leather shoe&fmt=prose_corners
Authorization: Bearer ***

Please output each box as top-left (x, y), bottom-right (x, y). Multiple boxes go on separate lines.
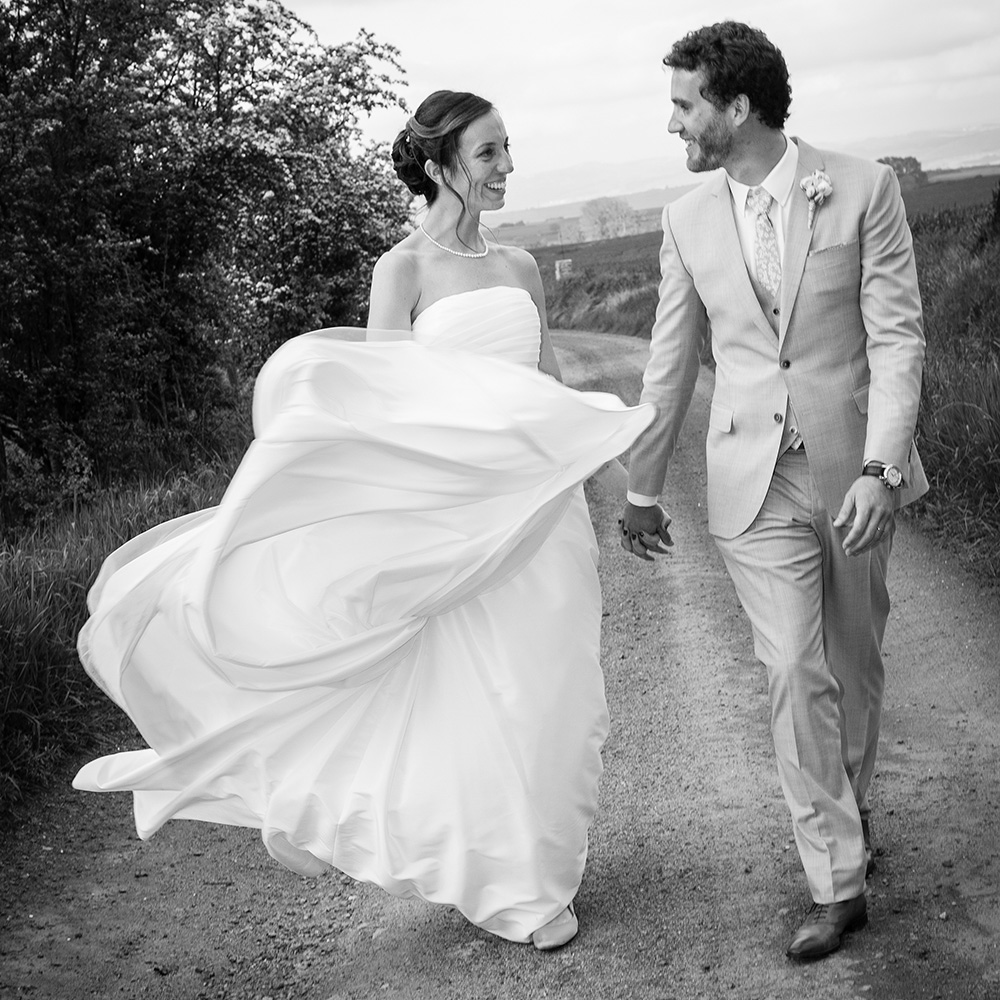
top-left (862, 817), bottom-right (876, 878)
top-left (786, 894), bottom-right (867, 961)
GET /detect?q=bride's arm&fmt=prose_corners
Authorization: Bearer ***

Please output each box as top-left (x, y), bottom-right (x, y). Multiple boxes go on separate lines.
top-left (509, 248), bottom-right (562, 381)
top-left (589, 458), bottom-right (629, 495)
top-left (537, 310), bottom-right (563, 381)
top-left (367, 250), bottom-right (418, 341)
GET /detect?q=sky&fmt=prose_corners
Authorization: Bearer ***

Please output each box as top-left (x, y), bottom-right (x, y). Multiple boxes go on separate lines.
top-left (283, 0), bottom-right (1000, 210)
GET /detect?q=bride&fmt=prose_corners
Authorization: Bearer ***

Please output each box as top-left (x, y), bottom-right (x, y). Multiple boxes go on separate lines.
top-left (73, 90), bottom-right (653, 951)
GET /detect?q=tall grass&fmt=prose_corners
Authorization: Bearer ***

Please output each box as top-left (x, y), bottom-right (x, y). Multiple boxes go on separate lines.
top-left (547, 266), bottom-right (661, 336)
top-left (0, 461), bottom-right (242, 816)
top-left (908, 190), bottom-right (1000, 574)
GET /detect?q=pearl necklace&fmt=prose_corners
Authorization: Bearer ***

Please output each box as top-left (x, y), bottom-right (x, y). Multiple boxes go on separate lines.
top-left (419, 224), bottom-right (489, 259)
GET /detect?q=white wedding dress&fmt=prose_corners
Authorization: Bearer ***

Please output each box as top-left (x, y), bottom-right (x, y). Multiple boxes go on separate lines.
top-left (73, 285), bottom-right (652, 942)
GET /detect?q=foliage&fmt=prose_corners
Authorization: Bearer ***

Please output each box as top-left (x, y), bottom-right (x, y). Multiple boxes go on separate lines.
top-left (0, 456), bottom-right (242, 816)
top-left (579, 196), bottom-right (641, 242)
top-left (878, 154), bottom-right (927, 186)
top-left (907, 187), bottom-right (1000, 575)
top-left (0, 0), bottom-right (411, 526)
top-left (546, 266), bottom-right (660, 337)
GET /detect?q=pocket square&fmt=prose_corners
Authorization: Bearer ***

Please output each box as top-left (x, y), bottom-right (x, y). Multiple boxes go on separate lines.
top-left (808, 240), bottom-right (857, 257)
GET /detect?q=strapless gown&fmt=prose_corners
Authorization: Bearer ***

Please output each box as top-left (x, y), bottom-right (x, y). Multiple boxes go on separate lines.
top-left (73, 286), bottom-right (652, 942)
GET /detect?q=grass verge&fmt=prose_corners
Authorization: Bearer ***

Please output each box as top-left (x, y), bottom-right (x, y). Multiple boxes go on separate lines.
top-left (0, 462), bottom-right (241, 819)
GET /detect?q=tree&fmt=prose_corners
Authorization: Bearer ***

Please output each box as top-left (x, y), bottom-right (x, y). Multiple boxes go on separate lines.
top-left (0, 0), bottom-right (410, 523)
top-left (877, 155), bottom-right (927, 188)
top-left (579, 196), bottom-right (639, 242)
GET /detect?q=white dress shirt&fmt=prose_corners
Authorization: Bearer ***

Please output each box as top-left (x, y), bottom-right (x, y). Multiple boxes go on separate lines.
top-left (725, 135), bottom-right (798, 275)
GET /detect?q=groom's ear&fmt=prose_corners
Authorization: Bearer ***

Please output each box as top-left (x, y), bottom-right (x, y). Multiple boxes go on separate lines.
top-left (731, 93), bottom-right (751, 127)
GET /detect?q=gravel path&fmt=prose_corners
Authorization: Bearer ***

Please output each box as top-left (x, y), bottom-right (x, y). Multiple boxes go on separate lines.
top-left (2, 331), bottom-right (998, 1000)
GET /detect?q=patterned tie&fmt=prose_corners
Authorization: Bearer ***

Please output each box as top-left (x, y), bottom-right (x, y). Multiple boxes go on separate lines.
top-left (747, 186), bottom-right (781, 298)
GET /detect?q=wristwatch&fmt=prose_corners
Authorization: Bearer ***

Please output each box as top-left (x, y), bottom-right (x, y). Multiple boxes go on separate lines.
top-left (863, 462), bottom-right (903, 490)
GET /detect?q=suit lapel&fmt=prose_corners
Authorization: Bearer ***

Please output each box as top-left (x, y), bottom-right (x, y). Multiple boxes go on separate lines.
top-left (779, 138), bottom-right (823, 343)
top-left (708, 173), bottom-right (777, 342)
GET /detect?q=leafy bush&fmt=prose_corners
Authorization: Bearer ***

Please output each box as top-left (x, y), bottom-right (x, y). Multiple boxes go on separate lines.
top-left (0, 0), bottom-right (411, 528)
top-left (0, 0), bottom-right (413, 816)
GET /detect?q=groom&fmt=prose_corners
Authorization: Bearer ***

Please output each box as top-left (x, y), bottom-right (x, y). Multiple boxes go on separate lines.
top-left (620, 22), bottom-right (927, 960)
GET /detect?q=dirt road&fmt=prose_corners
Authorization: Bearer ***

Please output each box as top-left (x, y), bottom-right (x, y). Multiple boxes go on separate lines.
top-left (2, 331), bottom-right (998, 1000)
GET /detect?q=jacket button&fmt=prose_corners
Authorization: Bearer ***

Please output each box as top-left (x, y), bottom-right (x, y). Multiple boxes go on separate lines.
top-left (781, 360), bottom-right (791, 369)
top-left (774, 413), bottom-right (783, 423)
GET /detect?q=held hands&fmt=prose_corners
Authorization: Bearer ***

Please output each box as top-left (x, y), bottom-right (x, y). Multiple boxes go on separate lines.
top-left (619, 502), bottom-right (674, 561)
top-left (833, 476), bottom-right (895, 556)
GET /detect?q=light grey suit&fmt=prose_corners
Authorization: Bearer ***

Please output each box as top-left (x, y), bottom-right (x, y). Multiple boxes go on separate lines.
top-left (629, 138), bottom-right (927, 902)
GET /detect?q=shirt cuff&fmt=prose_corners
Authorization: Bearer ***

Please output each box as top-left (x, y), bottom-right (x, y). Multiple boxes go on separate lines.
top-left (626, 490), bottom-right (660, 506)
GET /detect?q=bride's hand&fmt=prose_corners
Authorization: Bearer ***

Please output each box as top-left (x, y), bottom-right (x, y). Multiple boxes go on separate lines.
top-left (619, 502), bottom-right (673, 561)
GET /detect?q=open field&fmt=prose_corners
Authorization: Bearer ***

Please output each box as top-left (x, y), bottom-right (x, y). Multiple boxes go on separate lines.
top-left (906, 170), bottom-right (1000, 214)
top-left (527, 169), bottom-right (1000, 275)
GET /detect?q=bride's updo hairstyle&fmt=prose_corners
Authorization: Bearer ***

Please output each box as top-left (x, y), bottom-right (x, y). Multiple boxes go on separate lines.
top-left (391, 90), bottom-right (495, 205)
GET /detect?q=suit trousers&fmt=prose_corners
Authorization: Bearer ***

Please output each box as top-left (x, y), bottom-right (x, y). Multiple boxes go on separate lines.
top-left (714, 449), bottom-right (892, 903)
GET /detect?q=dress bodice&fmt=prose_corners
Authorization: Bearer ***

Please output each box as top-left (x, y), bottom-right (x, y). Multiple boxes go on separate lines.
top-left (412, 286), bottom-right (541, 367)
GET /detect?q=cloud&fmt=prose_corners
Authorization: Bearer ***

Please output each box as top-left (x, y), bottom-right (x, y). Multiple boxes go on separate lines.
top-left (284, 0), bottom-right (1000, 184)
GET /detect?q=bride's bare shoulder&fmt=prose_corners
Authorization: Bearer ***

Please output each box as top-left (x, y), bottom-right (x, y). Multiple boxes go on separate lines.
top-left (369, 235), bottom-right (429, 331)
top-left (374, 233), bottom-right (424, 273)
top-left (371, 235), bottom-right (430, 294)
top-left (492, 243), bottom-right (541, 278)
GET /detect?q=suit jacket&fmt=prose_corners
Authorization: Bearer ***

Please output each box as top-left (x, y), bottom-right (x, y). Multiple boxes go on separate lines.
top-left (629, 138), bottom-right (928, 539)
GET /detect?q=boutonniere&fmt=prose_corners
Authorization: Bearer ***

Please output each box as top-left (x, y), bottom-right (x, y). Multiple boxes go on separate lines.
top-left (800, 170), bottom-right (833, 229)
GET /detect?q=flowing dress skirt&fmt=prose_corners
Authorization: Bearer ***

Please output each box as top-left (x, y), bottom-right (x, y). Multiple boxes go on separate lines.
top-left (74, 318), bottom-right (652, 941)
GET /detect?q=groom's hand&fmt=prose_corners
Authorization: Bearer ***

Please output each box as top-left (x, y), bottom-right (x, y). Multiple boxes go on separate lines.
top-left (619, 502), bottom-right (673, 561)
top-left (833, 477), bottom-right (894, 556)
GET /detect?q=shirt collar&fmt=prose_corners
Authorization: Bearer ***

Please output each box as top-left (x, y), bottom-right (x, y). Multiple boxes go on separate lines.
top-left (727, 136), bottom-right (799, 214)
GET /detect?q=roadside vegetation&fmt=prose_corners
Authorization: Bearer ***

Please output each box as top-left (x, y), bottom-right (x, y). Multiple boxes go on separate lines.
top-left (1, 4), bottom-right (996, 821)
top-left (0, 461), bottom-right (242, 812)
top-left (0, 0), bottom-right (410, 817)
top-left (907, 187), bottom-right (1000, 576)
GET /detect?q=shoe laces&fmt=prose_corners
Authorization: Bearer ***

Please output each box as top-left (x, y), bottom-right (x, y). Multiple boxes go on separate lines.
top-left (806, 902), bottom-right (830, 923)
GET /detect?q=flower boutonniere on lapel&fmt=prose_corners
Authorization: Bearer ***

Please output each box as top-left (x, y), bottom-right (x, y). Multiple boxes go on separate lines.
top-left (800, 170), bottom-right (833, 229)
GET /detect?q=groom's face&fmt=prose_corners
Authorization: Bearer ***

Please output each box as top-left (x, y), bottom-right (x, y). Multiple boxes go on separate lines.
top-left (668, 68), bottom-right (735, 173)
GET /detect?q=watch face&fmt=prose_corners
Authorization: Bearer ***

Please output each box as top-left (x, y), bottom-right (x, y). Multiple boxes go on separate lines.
top-left (883, 465), bottom-right (903, 488)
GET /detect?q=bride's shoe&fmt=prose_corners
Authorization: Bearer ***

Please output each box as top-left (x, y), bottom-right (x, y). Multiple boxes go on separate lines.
top-left (531, 904), bottom-right (578, 951)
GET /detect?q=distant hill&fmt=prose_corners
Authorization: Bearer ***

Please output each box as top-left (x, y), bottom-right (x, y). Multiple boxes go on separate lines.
top-left (491, 157), bottom-right (689, 221)
top-left (491, 125), bottom-right (1000, 227)
top-left (835, 125), bottom-right (1000, 173)
top-left (491, 183), bottom-right (696, 227)
top-left (494, 163), bottom-right (999, 251)
top-left (492, 184), bottom-right (695, 249)
top-left (518, 169), bottom-right (998, 259)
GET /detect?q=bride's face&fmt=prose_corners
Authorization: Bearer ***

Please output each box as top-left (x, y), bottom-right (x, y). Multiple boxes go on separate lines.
top-left (444, 110), bottom-right (513, 214)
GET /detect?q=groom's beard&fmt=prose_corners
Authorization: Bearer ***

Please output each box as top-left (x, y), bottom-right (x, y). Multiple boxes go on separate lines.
top-left (684, 115), bottom-right (734, 172)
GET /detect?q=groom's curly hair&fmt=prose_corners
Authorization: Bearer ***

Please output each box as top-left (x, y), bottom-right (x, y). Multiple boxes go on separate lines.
top-left (664, 21), bottom-right (792, 130)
